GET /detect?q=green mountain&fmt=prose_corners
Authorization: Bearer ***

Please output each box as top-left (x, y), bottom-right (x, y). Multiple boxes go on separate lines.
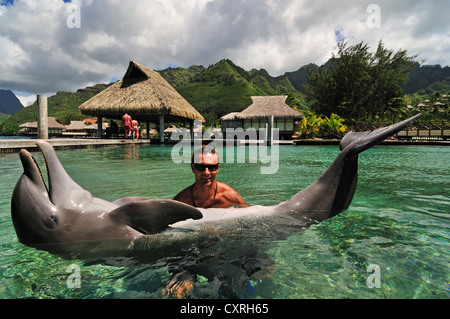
top-left (0, 89), bottom-right (24, 127)
top-left (275, 63), bottom-right (319, 92)
top-left (0, 113), bottom-right (10, 126)
top-left (0, 89), bottom-right (24, 115)
top-left (159, 59), bottom-right (304, 117)
top-left (403, 64), bottom-right (450, 94)
top-left (157, 65), bottom-right (205, 87)
top-left (172, 59), bottom-right (265, 117)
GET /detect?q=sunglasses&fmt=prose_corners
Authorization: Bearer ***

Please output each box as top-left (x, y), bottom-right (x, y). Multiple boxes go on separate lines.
top-left (193, 163), bottom-right (219, 172)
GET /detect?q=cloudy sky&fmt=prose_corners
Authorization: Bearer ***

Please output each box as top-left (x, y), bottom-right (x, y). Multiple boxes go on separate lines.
top-left (1, 0), bottom-right (449, 106)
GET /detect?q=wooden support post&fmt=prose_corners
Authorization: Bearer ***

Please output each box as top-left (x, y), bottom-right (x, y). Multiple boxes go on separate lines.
top-left (190, 120), bottom-right (195, 141)
top-left (267, 116), bottom-right (274, 145)
top-left (97, 116), bottom-right (102, 139)
top-left (159, 115), bottom-right (164, 143)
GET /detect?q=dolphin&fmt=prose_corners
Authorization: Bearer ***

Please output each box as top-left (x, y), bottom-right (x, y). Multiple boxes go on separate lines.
top-left (11, 114), bottom-right (422, 258)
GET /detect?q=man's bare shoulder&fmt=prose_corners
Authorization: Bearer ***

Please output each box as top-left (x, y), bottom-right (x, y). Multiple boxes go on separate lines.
top-left (217, 182), bottom-right (248, 207)
top-left (217, 181), bottom-right (237, 193)
top-left (173, 185), bottom-right (191, 202)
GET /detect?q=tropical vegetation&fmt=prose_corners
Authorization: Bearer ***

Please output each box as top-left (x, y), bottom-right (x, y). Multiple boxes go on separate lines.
top-left (296, 111), bottom-right (347, 139)
top-left (304, 40), bottom-right (419, 125)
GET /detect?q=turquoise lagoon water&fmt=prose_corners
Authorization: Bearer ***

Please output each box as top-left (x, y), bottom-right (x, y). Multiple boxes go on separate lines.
top-left (0, 144), bottom-right (448, 299)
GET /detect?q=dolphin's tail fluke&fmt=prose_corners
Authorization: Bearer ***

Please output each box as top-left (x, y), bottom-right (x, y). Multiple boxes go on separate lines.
top-left (276, 113), bottom-right (423, 223)
top-left (339, 113), bottom-right (423, 157)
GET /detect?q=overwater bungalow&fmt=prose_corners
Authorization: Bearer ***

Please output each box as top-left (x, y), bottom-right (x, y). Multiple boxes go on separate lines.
top-left (18, 117), bottom-right (65, 137)
top-left (62, 120), bottom-right (108, 138)
top-left (221, 96), bottom-right (303, 140)
top-left (78, 60), bottom-right (205, 142)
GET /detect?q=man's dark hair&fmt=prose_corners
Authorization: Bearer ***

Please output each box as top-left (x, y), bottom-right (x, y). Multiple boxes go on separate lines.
top-left (191, 145), bottom-right (217, 164)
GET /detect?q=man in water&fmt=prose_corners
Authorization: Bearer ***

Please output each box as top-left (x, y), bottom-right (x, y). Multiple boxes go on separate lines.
top-left (173, 145), bottom-right (248, 208)
top-left (122, 113), bottom-right (132, 138)
top-left (168, 145), bottom-right (248, 298)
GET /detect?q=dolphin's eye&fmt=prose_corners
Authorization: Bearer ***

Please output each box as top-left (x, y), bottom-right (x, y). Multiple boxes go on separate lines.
top-left (49, 215), bottom-right (58, 224)
top-left (43, 214), bottom-right (58, 228)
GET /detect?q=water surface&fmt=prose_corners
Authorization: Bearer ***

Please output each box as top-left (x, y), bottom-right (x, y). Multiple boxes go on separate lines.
top-left (0, 144), bottom-right (448, 298)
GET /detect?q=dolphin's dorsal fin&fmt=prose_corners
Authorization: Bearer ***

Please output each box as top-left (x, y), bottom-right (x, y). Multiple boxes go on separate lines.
top-left (109, 199), bottom-right (203, 234)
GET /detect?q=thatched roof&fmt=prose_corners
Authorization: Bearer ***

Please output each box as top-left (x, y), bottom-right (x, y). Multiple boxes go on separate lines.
top-left (64, 121), bottom-right (90, 130)
top-left (19, 117), bottom-right (65, 129)
top-left (220, 112), bottom-right (240, 121)
top-left (79, 60), bottom-right (205, 122)
top-left (235, 96), bottom-right (302, 119)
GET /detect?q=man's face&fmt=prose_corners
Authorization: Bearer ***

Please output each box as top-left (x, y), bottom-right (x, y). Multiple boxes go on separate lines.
top-left (191, 152), bottom-right (220, 187)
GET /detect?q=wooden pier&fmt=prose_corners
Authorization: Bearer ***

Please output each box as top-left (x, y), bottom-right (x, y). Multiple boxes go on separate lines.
top-left (0, 138), bottom-right (150, 153)
top-left (395, 120), bottom-right (450, 141)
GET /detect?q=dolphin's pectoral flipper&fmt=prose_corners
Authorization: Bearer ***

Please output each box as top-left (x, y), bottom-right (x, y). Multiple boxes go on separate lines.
top-left (110, 200), bottom-right (203, 234)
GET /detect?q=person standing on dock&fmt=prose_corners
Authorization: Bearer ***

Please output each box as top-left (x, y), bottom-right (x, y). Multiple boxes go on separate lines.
top-left (122, 113), bottom-right (132, 138)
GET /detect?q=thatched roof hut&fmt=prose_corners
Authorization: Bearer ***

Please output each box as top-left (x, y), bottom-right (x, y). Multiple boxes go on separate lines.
top-left (64, 121), bottom-right (92, 131)
top-left (220, 112), bottom-right (240, 121)
top-left (18, 117), bottom-right (65, 137)
top-left (78, 60), bottom-right (204, 141)
top-left (235, 96), bottom-right (302, 119)
top-left (79, 60), bottom-right (204, 121)
top-left (221, 96), bottom-right (302, 140)
top-left (19, 117), bottom-right (65, 130)
top-left (62, 120), bottom-right (108, 137)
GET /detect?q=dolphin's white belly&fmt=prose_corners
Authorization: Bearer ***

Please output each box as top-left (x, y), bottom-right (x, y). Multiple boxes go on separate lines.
top-left (168, 205), bottom-right (276, 231)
